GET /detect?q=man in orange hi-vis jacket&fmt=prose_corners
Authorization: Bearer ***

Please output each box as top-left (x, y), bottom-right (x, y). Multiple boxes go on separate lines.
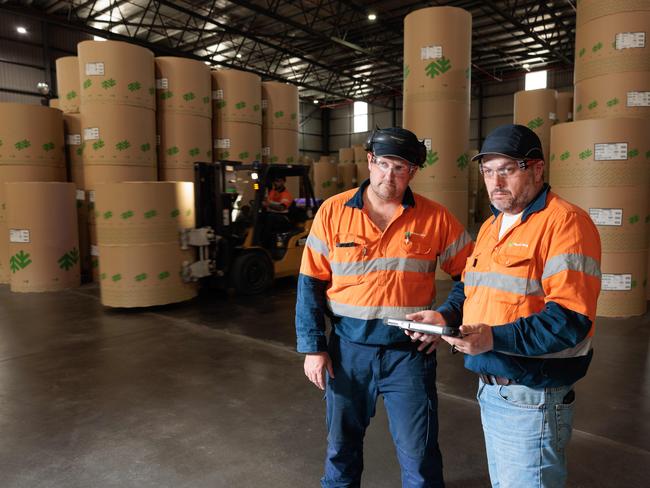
top-left (295, 127), bottom-right (474, 487)
top-left (408, 124), bottom-right (602, 488)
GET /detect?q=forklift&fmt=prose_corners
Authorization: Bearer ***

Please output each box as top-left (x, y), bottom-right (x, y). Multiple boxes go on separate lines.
top-left (181, 161), bottom-right (319, 294)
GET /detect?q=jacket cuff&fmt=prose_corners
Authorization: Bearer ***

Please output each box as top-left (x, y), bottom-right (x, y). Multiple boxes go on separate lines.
top-left (491, 323), bottom-right (516, 353)
top-left (436, 305), bottom-right (460, 327)
top-left (297, 336), bottom-right (328, 354)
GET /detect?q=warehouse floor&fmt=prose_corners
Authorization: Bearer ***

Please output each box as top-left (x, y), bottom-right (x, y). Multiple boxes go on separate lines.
top-left (0, 280), bottom-right (648, 488)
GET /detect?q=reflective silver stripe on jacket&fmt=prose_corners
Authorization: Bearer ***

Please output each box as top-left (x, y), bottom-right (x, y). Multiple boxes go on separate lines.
top-left (328, 300), bottom-right (429, 321)
top-left (542, 253), bottom-right (601, 281)
top-left (331, 257), bottom-right (436, 277)
top-left (439, 230), bottom-right (473, 266)
top-left (306, 234), bottom-right (329, 257)
top-left (464, 271), bottom-right (544, 296)
top-left (499, 336), bottom-right (593, 359)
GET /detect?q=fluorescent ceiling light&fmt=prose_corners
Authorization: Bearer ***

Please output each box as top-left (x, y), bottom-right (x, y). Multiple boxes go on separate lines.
top-left (16, 26), bottom-right (27, 34)
top-left (368, 13), bottom-right (377, 21)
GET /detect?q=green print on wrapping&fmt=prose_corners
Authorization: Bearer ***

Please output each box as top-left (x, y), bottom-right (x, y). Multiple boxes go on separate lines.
top-left (527, 118), bottom-right (543, 130)
top-left (102, 79), bottom-right (117, 90)
top-left (128, 81), bottom-right (142, 92)
top-left (116, 140), bottom-right (131, 151)
top-left (42, 142), bottom-right (55, 152)
top-left (425, 150), bottom-right (439, 167)
top-left (183, 92), bottom-right (196, 101)
top-left (9, 250), bottom-right (31, 273)
top-left (66, 91), bottom-right (77, 100)
top-left (15, 139), bottom-right (31, 150)
top-left (456, 153), bottom-right (469, 170)
top-left (425, 58), bottom-right (452, 79)
top-left (93, 140), bottom-right (104, 151)
top-left (58, 248), bottom-right (79, 271)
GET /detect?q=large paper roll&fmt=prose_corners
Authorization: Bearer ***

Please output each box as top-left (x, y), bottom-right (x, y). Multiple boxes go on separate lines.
top-left (55, 56), bottom-right (80, 113)
top-left (155, 57), bottom-right (212, 119)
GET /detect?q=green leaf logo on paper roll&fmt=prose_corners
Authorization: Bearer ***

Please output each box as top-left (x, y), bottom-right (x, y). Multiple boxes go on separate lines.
top-left (560, 151), bottom-right (570, 161)
top-left (527, 118), bottom-right (543, 130)
top-left (158, 271), bottom-right (170, 280)
top-left (287, 156), bottom-right (294, 163)
top-left (58, 247), bottom-right (79, 271)
top-left (135, 273), bottom-right (148, 282)
top-left (144, 209), bottom-right (157, 219)
top-left (578, 48), bottom-right (586, 58)
top-left (121, 210), bottom-right (134, 220)
top-left (189, 147), bottom-right (200, 157)
top-left (235, 101), bottom-right (246, 110)
top-left (93, 139), bottom-right (104, 151)
top-left (100, 273), bottom-right (106, 280)
top-left (592, 41), bottom-right (603, 53)
top-left (166, 146), bottom-right (180, 156)
top-left (253, 104), bottom-right (260, 112)
top-left (578, 149), bottom-right (592, 160)
top-left (127, 81), bottom-right (142, 92)
top-left (216, 100), bottom-right (226, 109)
top-left (255, 152), bottom-right (261, 160)
top-left (185, 209), bottom-right (192, 217)
top-left (270, 156), bottom-right (278, 163)
top-left (456, 153), bottom-right (469, 170)
top-left (170, 209), bottom-right (180, 218)
top-left (148, 87), bottom-right (155, 96)
top-left (15, 139), bottom-right (31, 150)
top-left (101, 78), bottom-right (117, 90)
top-left (76, 142), bottom-right (85, 156)
top-left (140, 143), bottom-right (151, 152)
top-left (628, 148), bottom-right (639, 158)
top-left (83, 79), bottom-right (92, 89)
top-left (550, 153), bottom-right (555, 162)
top-left (239, 151), bottom-right (249, 160)
top-left (160, 91), bottom-right (174, 100)
top-left (66, 90), bottom-right (77, 100)
top-left (576, 104), bottom-right (583, 112)
top-left (425, 150), bottom-right (439, 167)
top-left (629, 215), bottom-right (640, 224)
top-left (645, 151), bottom-right (650, 159)
top-left (116, 140), bottom-right (131, 151)
top-left (588, 100), bottom-right (598, 110)
top-left (403, 64), bottom-right (410, 79)
top-left (183, 92), bottom-right (196, 101)
top-left (220, 150), bottom-right (230, 158)
top-left (103, 211), bottom-right (113, 220)
top-left (9, 250), bottom-right (32, 273)
top-left (607, 98), bottom-right (619, 107)
top-left (465, 67), bottom-right (471, 80)
top-left (92, 258), bottom-right (99, 269)
top-left (274, 111), bottom-right (284, 118)
top-left (202, 96), bottom-right (210, 104)
top-left (322, 181), bottom-right (332, 188)
top-left (112, 274), bottom-right (122, 282)
top-left (425, 57), bottom-right (452, 79)
top-left (42, 142), bottom-right (55, 152)
top-left (291, 113), bottom-right (297, 120)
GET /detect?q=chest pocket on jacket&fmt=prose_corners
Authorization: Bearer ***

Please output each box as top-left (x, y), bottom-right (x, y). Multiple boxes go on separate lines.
top-left (399, 233), bottom-right (434, 282)
top-left (331, 233), bottom-right (368, 285)
top-left (492, 245), bottom-right (539, 304)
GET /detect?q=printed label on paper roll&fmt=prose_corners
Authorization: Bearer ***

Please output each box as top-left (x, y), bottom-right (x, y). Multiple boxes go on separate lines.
top-left (214, 139), bottom-right (231, 149)
top-left (421, 45), bottom-right (443, 60)
top-left (615, 32), bottom-right (645, 50)
top-left (261, 99), bottom-right (268, 109)
top-left (76, 190), bottom-right (85, 201)
top-left (567, 112), bottom-right (573, 120)
top-left (423, 139), bottom-right (432, 151)
top-left (91, 245), bottom-right (100, 257)
top-left (594, 143), bottom-right (627, 161)
top-left (156, 135), bottom-right (161, 146)
top-left (589, 208), bottom-right (623, 226)
top-left (626, 91), bottom-right (650, 107)
top-left (212, 89), bottom-right (224, 100)
top-left (155, 78), bottom-right (169, 89)
top-left (67, 134), bottom-right (81, 145)
top-left (262, 146), bottom-right (271, 156)
top-left (9, 229), bottom-right (30, 243)
top-left (549, 112), bottom-right (557, 120)
top-left (85, 62), bottom-right (105, 76)
top-left (83, 128), bottom-right (100, 141)
top-left (88, 190), bottom-right (95, 202)
top-left (602, 274), bottom-right (632, 291)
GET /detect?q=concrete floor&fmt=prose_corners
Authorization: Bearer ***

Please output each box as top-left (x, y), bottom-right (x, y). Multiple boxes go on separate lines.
top-left (0, 280), bottom-right (648, 487)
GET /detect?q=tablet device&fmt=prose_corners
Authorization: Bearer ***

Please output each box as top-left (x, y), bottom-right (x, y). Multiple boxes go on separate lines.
top-left (384, 318), bottom-right (463, 337)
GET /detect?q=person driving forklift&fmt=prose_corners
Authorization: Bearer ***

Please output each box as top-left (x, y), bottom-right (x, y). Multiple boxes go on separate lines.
top-left (261, 176), bottom-right (294, 248)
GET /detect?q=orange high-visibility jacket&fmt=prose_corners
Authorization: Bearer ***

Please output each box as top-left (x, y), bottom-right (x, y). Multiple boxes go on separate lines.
top-left (296, 182), bottom-right (473, 352)
top-left (438, 185), bottom-right (602, 386)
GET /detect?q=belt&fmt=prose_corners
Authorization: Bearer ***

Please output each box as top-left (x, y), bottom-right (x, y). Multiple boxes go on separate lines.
top-left (479, 373), bottom-right (513, 386)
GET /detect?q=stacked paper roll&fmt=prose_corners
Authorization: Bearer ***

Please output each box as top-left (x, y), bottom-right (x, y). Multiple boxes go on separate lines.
top-left (155, 57), bottom-right (212, 181)
top-left (0, 103), bottom-right (66, 283)
top-left (403, 6), bottom-right (472, 227)
top-left (94, 181), bottom-right (197, 307)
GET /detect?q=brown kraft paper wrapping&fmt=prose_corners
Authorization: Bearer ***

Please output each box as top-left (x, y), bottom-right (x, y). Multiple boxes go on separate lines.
top-left (55, 56), bottom-right (80, 113)
top-left (262, 82), bottom-right (299, 131)
top-left (155, 57), bottom-right (212, 119)
top-left (211, 69), bottom-right (262, 126)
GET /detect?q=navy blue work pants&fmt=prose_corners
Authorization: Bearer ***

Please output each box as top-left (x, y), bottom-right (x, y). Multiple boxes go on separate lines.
top-left (322, 334), bottom-right (444, 488)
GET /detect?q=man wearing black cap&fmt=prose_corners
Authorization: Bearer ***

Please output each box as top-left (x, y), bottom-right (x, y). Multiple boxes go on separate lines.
top-left (296, 127), bottom-right (473, 487)
top-left (406, 124), bottom-right (602, 487)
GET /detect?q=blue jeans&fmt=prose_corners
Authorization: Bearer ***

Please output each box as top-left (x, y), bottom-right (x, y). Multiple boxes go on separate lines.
top-left (322, 334), bottom-right (444, 488)
top-left (477, 379), bottom-right (576, 488)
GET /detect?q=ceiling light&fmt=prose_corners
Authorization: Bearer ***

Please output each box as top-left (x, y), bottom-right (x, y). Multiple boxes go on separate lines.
top-left (93, 35), bottom-right (106, 41)
top-left (204, 61), bottom-right (211, 65)
top-left (236, 53), bottom-right (242, 58)
top-left (523, 63), bottom-right (530, 70)
top-left (313, 99), bottom-right (319, 105)
top-left (16, 26), bottom-right (27, 34)
top-left (368, 13), bottom-right (377, 21)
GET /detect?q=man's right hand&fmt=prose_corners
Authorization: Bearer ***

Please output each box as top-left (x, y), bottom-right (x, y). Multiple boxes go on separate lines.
top-left (404, 310), bottom-right (447, 354)
top-left (304, 352), bottom-right (335, 390)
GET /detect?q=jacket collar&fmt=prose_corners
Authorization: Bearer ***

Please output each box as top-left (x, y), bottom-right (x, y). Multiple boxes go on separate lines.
top-left (345, 178), bottom-right (416, 209)
top-left (489, 183), bottom-right (550, 223)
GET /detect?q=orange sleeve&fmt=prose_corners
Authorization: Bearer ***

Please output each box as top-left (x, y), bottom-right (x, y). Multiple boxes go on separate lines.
top-left (299, 203), bottom-right (332, 281)
top-left (439, 208), bottom-right (474, 277)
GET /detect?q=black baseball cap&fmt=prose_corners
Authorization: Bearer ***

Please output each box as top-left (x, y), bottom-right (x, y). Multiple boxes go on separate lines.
top-left (472, 124), bottom-right (544, 161)
top-left (365, 127), bottom-right (427, 167)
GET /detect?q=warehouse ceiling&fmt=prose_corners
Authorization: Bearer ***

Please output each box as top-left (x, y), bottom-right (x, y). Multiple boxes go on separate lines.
top-left (5, 0), bottom-right (577, 105)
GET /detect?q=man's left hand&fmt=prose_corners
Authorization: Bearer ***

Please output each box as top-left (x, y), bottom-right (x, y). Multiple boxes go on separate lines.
top-left (441, 323), bottom-right (493, 355)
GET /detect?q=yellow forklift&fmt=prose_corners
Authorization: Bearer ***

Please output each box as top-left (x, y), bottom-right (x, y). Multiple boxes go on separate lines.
top-left (182, 161), bottom-right (319, 294)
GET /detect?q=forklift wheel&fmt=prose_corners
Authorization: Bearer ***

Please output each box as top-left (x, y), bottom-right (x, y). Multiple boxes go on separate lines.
top-left (230, 252), bottom-right (274, 295)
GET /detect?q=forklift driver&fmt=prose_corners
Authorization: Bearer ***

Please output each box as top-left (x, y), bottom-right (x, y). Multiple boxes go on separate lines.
top-left (261, 176), bottom-right (294, 248)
